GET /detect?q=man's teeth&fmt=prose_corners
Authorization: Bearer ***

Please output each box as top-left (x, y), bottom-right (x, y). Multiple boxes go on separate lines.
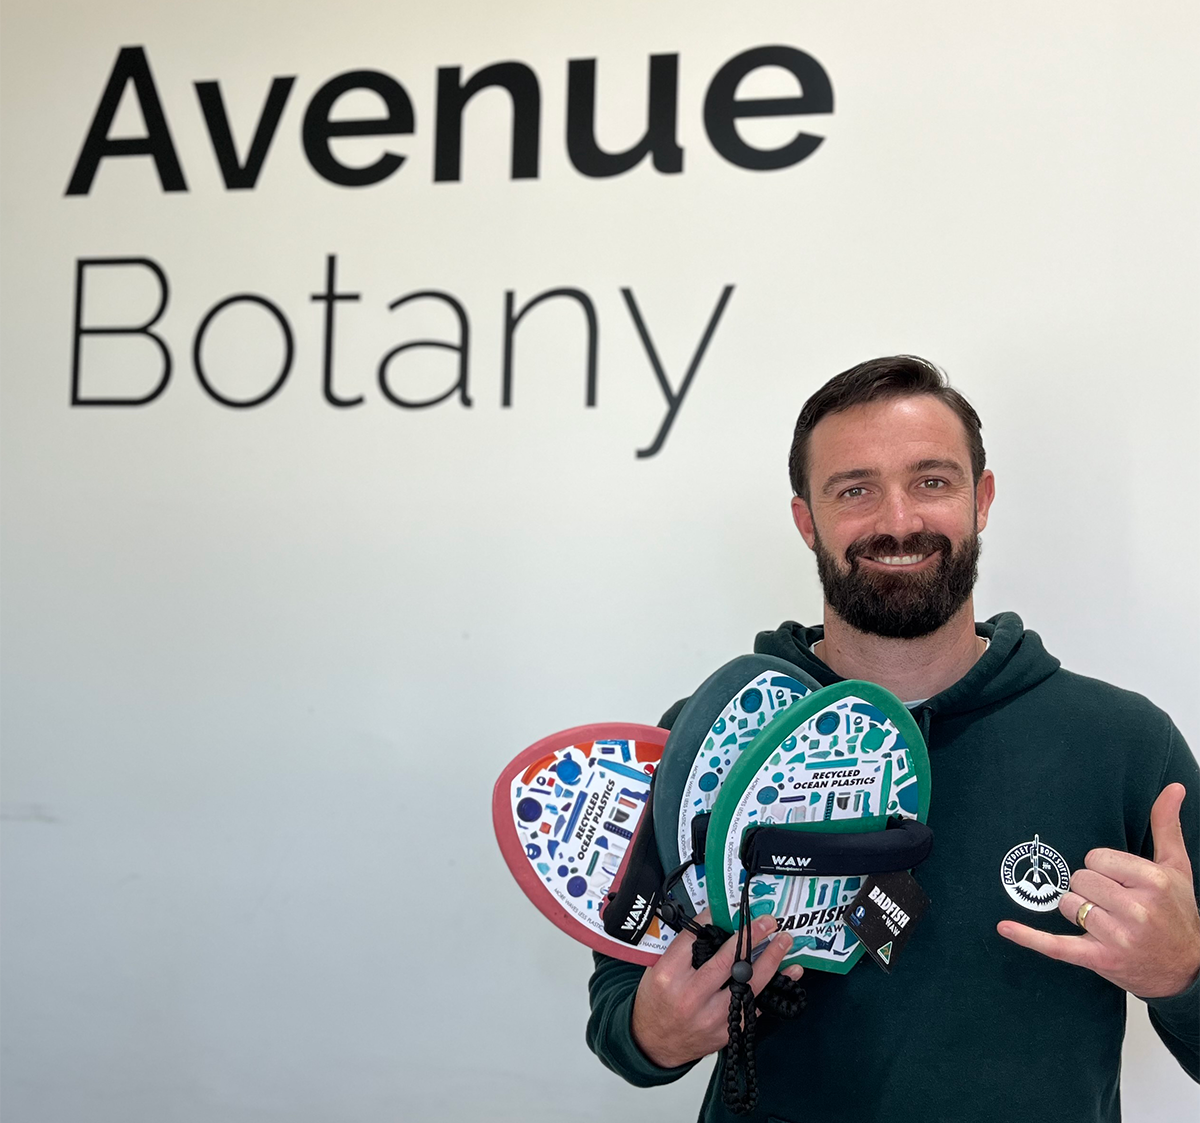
top-left (869, 554), bottom-right (929, 565)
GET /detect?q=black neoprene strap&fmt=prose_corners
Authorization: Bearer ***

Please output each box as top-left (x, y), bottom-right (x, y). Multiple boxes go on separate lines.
top-left (690, 812), bottom-right (710, 863)
top-left (740, 817), bottom-right (934, 877)
top-left (601, 772), bottom-right (665, 945)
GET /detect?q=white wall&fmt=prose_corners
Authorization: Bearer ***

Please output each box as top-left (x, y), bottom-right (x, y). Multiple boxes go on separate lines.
top-left (2, 2), bottom-right (1197, 1120)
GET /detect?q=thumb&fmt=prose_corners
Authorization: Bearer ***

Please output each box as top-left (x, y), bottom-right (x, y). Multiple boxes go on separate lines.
top-left (1150, 783), bottom-right (1192, 874)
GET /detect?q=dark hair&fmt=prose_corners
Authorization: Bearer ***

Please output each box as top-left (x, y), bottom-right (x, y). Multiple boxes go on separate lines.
top-left (788, 355), bottom-right (985, 499)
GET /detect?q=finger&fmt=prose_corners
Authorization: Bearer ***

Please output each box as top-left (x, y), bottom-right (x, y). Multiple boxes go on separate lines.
top-left (1069, 867), bottom-right (1132, 914)
top-left (1059, 889), bottom-right (1089, 927)
top-left (781, 964), bottom-right (804, 981)
top-left (749, 930), bottom-right (794, 996)
top-left (1151, 783), bottom-right (1193, 875)
top-left (1084, 847), bottom-right (1168, 890)
top-left (996, 919), bottom-right (1102, 969)
top-left (693, 915), bottom-right (776, 992)
top-left (1057, 891), bottom-right (1119, 945)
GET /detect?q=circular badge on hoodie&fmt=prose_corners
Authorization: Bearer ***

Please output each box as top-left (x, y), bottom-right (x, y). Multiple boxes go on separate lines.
top-left (999, 835), bottom-right (1071, 911)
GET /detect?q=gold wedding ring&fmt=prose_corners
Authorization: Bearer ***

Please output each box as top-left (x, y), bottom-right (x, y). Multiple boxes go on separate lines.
top-left (1075, 900), bottom-right (1095, 930)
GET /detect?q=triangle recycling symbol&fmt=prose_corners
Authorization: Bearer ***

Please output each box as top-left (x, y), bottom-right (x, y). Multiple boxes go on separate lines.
top-left (877, 941), bottom-right (893, 964)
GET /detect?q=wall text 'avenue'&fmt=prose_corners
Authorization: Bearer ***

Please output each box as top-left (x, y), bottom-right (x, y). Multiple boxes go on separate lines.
top-left (66, 45), bottom-right (834, 194)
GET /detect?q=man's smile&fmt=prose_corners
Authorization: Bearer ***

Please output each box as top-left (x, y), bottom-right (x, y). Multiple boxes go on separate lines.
top-left (859, 551), bottom-right (939, 570)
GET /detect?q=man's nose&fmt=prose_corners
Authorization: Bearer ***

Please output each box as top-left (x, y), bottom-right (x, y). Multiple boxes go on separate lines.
top-left (874, 487), bottom-right (924, 540)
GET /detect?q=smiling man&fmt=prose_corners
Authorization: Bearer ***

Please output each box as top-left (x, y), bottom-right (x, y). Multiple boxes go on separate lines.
top-left (587, 355), bottom-right (1200, 1123)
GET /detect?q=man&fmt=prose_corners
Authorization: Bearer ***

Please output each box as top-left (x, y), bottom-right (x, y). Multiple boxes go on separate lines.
top-left (586, 356), bottom-right (1200, 1122)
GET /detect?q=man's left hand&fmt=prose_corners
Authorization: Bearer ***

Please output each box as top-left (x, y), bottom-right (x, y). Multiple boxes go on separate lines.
top-left (997, 783), bottom-right (1200, 998)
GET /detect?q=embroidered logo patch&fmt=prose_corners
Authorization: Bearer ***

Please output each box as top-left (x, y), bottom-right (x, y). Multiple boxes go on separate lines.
top-left (1000, 834), bottom-right (1071, 912)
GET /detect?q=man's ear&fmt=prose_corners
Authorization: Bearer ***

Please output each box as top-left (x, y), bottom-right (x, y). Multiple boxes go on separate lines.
top-left (791, 496), bottom-right (816, 551)
top-left (975, 469), bottom-right (996, 532)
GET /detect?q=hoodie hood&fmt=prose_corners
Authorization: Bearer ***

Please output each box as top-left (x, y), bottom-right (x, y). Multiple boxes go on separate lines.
top-left (753, 611), bottom-right (1061, 720)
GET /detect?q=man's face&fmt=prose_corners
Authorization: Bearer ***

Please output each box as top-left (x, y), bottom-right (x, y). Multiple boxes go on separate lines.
top-left (790, 395), bottom-right (995, 639)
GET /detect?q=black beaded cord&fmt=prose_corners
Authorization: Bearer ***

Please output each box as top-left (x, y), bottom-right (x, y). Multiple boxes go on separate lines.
top-left (758, 970), bottom-right (806, 1019)
top-left (655, 866), bottom-right (807, 1114)
top-left (720, 875), bottom-right (760, 1114)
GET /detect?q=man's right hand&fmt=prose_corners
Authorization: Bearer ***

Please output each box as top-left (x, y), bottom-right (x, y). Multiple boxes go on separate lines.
top-left (630, 910), bottom-right (799, 1069)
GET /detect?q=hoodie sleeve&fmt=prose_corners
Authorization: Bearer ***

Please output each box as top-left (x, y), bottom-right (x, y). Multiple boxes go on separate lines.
top-left (585, 951), bottom-right (699, 1086)
top-left (1140, 722), bottom-right (1200, 1082)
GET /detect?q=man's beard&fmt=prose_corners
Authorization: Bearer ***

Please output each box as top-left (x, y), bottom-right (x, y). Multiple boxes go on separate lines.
top-left (813, 528), bottom-right (980, 640)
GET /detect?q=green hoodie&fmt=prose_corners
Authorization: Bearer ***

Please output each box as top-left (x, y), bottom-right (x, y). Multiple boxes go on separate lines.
top-left (587, 613), bottom-right (1200, 1123)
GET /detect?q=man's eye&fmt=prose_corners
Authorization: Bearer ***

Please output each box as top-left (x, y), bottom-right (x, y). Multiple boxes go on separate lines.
top-left (920, 478), bottom-right (947, 489)
top-left (842, 486), bottom-right (867, 499)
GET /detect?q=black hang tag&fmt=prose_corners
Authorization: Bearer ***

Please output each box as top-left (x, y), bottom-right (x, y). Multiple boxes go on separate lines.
top-left (844, 871), bottom-right (930, 974)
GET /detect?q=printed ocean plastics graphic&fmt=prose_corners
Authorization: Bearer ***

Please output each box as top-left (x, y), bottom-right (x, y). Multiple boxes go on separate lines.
top-left (493, 723), bottom-right (675, 964)
top-left (675, 670), bottom-right (812, 913)
top-left (706, 682), bottom-right (930, 974)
